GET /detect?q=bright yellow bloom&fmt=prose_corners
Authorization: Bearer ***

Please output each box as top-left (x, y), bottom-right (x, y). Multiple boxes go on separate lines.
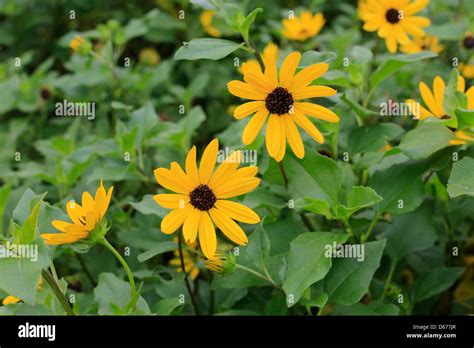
top-left (359, 0), bottom-right (431, 53)
top-left (205, 253), bottom-right (236, 275)
top-left (282, 11), bottom-right (325, 41)
top-left (200, 10), bottom-right (221, 37)
top-left (449, 130), bottom-right (474, 146)
top-left (227, 52), bottom-right (339, 161)
top-left (153, 139), bottom-right (261, 259)
top-left (168, 238), bottom-right (201, 280)
top-left (139, 48), bottom-right (160, 65)
top-left (240, 42), bottom-right (279, 74)
top-left (406, 75), bottom-right (474, 120)
top-left (69, 35), bottom-right (86, 51)
top-left (400, 35), bottom-right (444, 54)
top-left (460, 63), bottom-right (474, 79)
top-left (2, 278), bottom-right (43, 305)
top-left (41, 181), bottom-right (113, 245)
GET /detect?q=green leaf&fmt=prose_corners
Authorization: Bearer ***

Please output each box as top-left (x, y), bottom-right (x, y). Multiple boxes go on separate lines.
top-left (296, 198), bottom-right (332, 219)
top-left (336, 186), bottom-right (383, 219)
top-left (413, 267), bottom-right (464, 302)
top-left (239, 8), bottom-right (262, 40)
top-left (247, 223), bottom-right (270, 270)
top-left (425, 23), bottom-right (466, 41)
top-left (174, 39), bottom-right (244, 60)
top-left (20, 195), bottom-right (45, 245)
top-left (349, 123), bottom-right (403, 154)
top-left (137, 241), bottom-right (177, 262)
top-left (369, 52), bottom-right (437, 90)
top-left (332, 301), bottom-right (399, 315)
top-left (0, 238), bottom-right (50, 304)
top-left (443, 69), bottom-right (467, 118)
top-left (447, 157), bottom-right (474, 198)
top-left (341, 93), bottom-right (379, 119)
top-left (398, 123), bottom-right (454, 159)
top-left (0, 182), bottom-right (12, 233)
top-left (377, 206), bottom-right (437, 260)
top-left (94, 273), bottom-right (150, 315)
top-left (455, 108), bottom-right (474, 130)
top-left (153, 297), bottom-right (183, 315)
top-left (320, 240), bottom-right (385, 305)
top-left (130, 194), bottom-right (168, 218)
top-left (299, 51), bottom-right (337, 66)
top-left (282, 232), bottom-right (349, 307)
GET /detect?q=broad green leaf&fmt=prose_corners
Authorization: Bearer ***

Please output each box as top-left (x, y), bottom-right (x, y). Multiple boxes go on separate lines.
top-left (247, 223), bottom-right (270, 270)
top-left (299, 51), bottom-right (337, 67)
top-left (455, 108), bottom-right (474, 130)
top-left (398, 123), bottom-right (454, 159)
top-left (443, 69), bottom-right (467, 118)
top-left (130, 194), bottom-right (168, 218)
top-left (152, 297), bottom-right (183, 315)
top-left (335, 186), bottom-right (383, 219)
top-left (137, 241), bottom-right (177, 262)
top-left (341, 93), bottom-right (379, 119)
top-left (94, 273), bottom-right (150, 315)
top-left (349, 123), bottom-right (403, 154)
top-left (296, 197), bottom-right (332, 219)
top-left (413, 267), bottom-right (464, 302)
top-left (377, 206), bottom-right (437, 260)
top-left (425, 23), bottom-right (466, 41)
top-left (174, 39), bottom-right (244, 60)
top-left (369, 52), bottom-right (437, 90)
top-left (239, 8), bottom-right (262, 40)
top-left (447, 157), bottom-right (474, 198)
top-left (332, 301), bottom-right (399, 315)
top-left (0, 238), bottom-right (50, 304)
top-left (282, 232), bottom-right (349, 307)
top-left (320, 240), bottom-right (385, 305)
top-left (20, 195), bottom-right (45, 245)
top-left (13, 189), bottom-right (42, 225)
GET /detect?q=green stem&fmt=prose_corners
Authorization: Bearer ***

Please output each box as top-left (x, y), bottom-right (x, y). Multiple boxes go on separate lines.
top-left (236, 264), bottom-right (279, 289)
top-left (42, 270), bottom-right (74, 316)
top-left (361, 213), bottom-right (381, 243)
top-left (381, 258), bottom-right (398, 301)
top-left (101, 238), bottom-right (138, 311)
top-left (363, 87), bottom-right (375, 109)
top-left (178, 233), bottom-right (200, 315)
top-left (277, 161), bottom-right (289, 188)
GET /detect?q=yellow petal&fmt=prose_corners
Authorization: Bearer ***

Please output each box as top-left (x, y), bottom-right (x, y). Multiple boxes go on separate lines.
top-left (282, 114), bottom-right (305, 158)
top-left (208, 151), bottom-right (242, 189)
top-left (94, 182), bottom-right (107, 219)
top-left (154, 168), bottom-right (190, 194)
top-left (213, 177), bottom-right (261, 199)
top-left (214, 200), bottom-right (260, 224)
top-left (292, 109), bottom-right (324, 144)
top-left (266, 114), bottom-right (283, 160)
top-left (294, 102), bottom-right (340, 122)
top-left (209, 208), bottom-right (248, 245)
top-left (242, 109), bottom-right (269, 144)
top-left (183, 209), bottom-right (201, 243)
top-left (433, 76), bottom-right (445, 114)
top-left (404, 0), bottom-right (429, 15)
top-left (291, 85), bottom-right (337, 100)
top-left (279, 52), bottom-right (301, 88)
top-left (457, 76), bottom-right (465, 93)
top-left (227, 80), bottom-right (267, 100)
top-left (52, 220), bottom-right (73, 233)
top-left (289, 63), bottom-right (328, 90)
top-left (199, 138), bottom-right (219, 184)
top-left (264, 56), bottom-right (278, 89)
top-left (3, 295), bottom-right (21, 305)
top-left (153, 194), bottom-right (189, 209)
top-left (185, 146), bottom-right (200, 187)
top-left (233, 101), bottom-right (265, 120)
top-left (82, 192), bottom-right (95, 213)
top-left (420, 81), bottom-right (443, 116)
top-left (170, 162), bottom-right (194, 191)
top-left (66, 200), bottom-right (86, 225)
top-left (161, 205), bottom-right (192, 234)
top-left (274, 116), bottom-right (287, 162)
top-left (84, 211), bottom-right (99, 231)
top-left (198, 212), bottom-right (216, 259)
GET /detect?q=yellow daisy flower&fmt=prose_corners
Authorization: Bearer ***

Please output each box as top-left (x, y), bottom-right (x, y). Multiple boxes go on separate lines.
top-left (139, 48), bottom-right (160, 65)
top-left (41, 181), bottom-right (113, 245)
top-left (200, 10), bottom-right (221, 37)
top-left (2, 278), bottom-right (43, 305)
top-left (460, 63), bottom-right (474, 79)
top-left (282, 11), bottom-right (325, 41)
top-left (400, 35), bottom-right (444, 54)
top-left (406, 75), bottom-right (474, 120)
top-left (463, 32), bottom-right (474, 49)
top-left (153, 139), bottom-right (261, 259)
top-left (449, 130), bottom-right (474, 145)
top-left (69, 35), bottom-right (86, 51)
top-left (168, 237), bottom-right (201, 280)
top-left (240, 42), bottom-right (279, 74)
top-left (359, 0), bottom-right (431, 53)
top-left (227, 52), bottom-right (339, 161)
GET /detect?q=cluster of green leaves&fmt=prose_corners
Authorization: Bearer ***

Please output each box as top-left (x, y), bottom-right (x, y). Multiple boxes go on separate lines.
top-left (0, 0), bottom-right (473, 316)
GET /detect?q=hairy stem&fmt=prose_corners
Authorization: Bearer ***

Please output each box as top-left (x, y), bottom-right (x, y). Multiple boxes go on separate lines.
top-left (42, 270), bottom-right (75, 316)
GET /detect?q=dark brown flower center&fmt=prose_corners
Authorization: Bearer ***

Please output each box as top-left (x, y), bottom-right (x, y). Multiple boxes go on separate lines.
top-left (463, 35), bottom-right (474, 49)
top-left (265, 87), bottom-right (294, 115)
top-left (385, 8), bottom-right (400, 24)
top-left (189, 184), bottom-right (216, 211)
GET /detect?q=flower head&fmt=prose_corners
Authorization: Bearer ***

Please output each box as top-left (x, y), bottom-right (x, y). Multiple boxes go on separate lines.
top-left (406, 75), bottom-right (473, 120)
top-left (227, 52), bottom-right (339, 161)
top-left (460, 63), bottom-right (474, 79)
top-left (359, 0), bottom-right (431, 53)
top-left (168, 237), bottom-right (201, 280)
top-left (463, 32), bottom-right (474, 49)
top-left (153, 139), bottom-right (261, 259)
top-left (69, 35), bottom-right (86, 51)
top-left (205, 253), bottom-right (236, 276)
top-left (282, 11), bottom-right (325, 41)
top-left (200, 10), bottom-right (221, 37)
top-left (139, 48), bottom-right (160, 65)
top-left (400, 35), bottom-right (443, 54)
top-left (41, 181), bottom-right (113, 245)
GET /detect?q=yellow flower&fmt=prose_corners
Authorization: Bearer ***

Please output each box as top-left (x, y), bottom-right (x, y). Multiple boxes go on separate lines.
top-left (359, 0), bottom-right (431, 53)
top-left (168, 238), bottom-right (201, 280)
top-left (139, 48), bottom-right (160, 65)
top-left (153, 139), bottom-right (261, 259)
top-left (69, 35), bottom-right (86, 51)
top-left (449, 130), bottom-right (474, 146)
top-left (460, 63), bottom-right (474, 79)
top-left (463, 32), bottom-right (474, 49)
top-left (205, 253), bottom-right (236, 275)
top-left (200, 10), bottom-right (221, 37)
top-left (227, 52), bottom-right (339, 161)
top-left (282, 11), bottom-right (325, 41)
top-left (406, 75), bottom-right (474, 120)
top-left (2, 278), bottom-right (43, 305)
top-left (240, 42), bottom-right (279, 74)
top-left (41, 181), bottom-right (113, 245)
top-left (400, 35), bottom-right (444, 54)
